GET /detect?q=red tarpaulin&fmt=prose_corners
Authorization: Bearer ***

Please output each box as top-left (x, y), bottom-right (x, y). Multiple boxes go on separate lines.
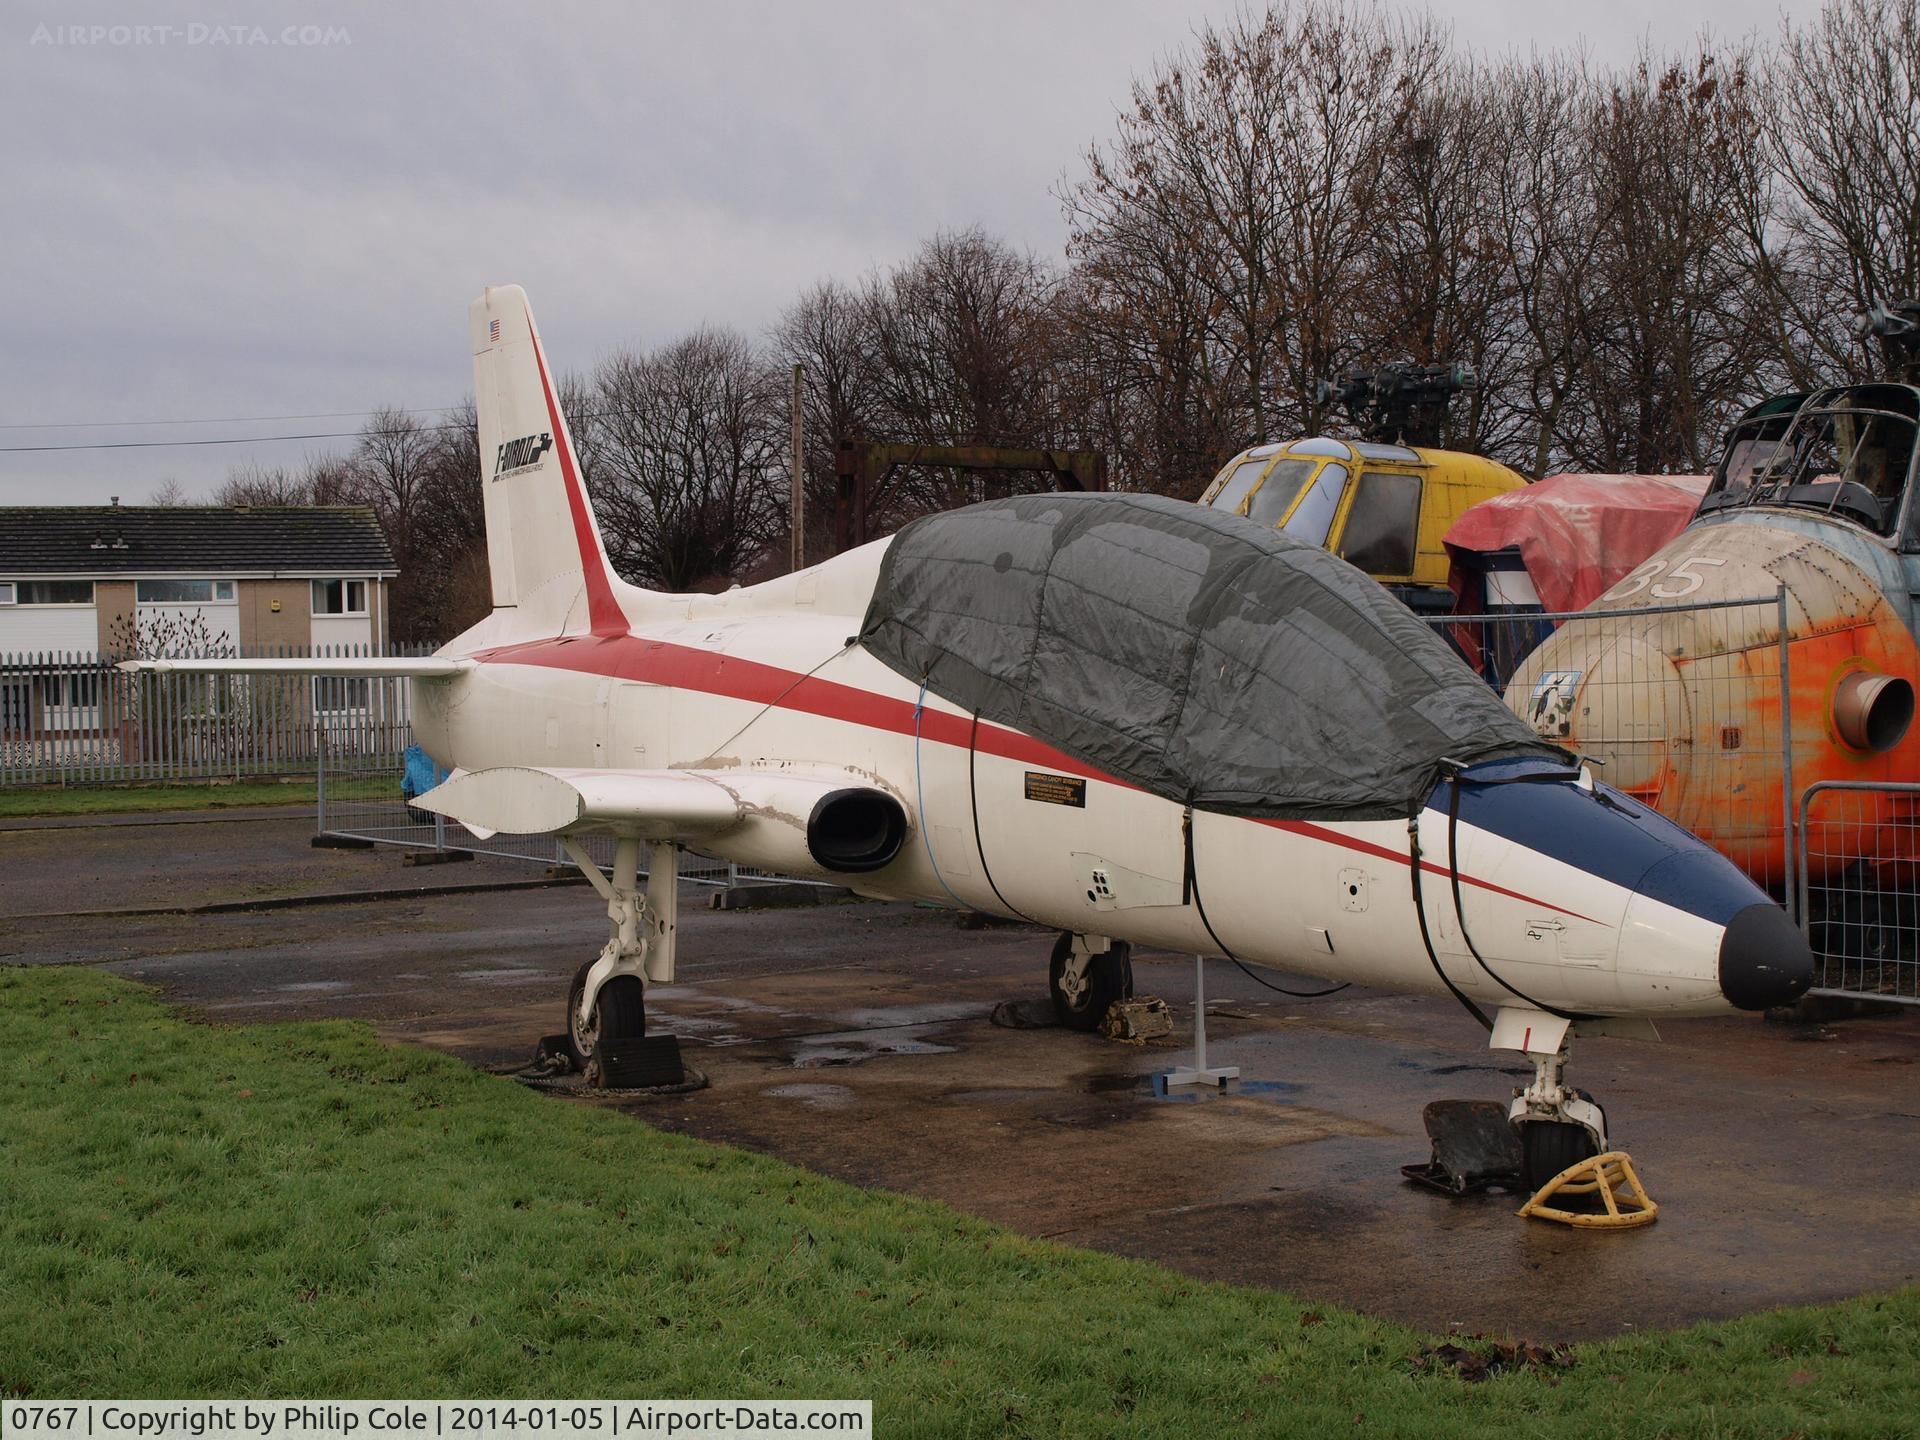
top-left (1444, 473), bottom-right (1711, 615)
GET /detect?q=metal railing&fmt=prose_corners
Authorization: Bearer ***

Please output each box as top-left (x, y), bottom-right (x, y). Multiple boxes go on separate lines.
top-left (1798, 781), bottom-right (1920, 1003)
top-left (1, 645), bottom-right (429, 787)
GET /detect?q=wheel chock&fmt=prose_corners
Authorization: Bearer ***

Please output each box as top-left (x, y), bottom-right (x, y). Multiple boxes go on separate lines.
top-left (1100, 996), bottom-right (1173, 1043)
top-left (596, 1035), bottom-right (686, 1089)
top-left (1516, 1150), bottom-right (1658, 1228)
top-left (1401, 1099), bottom-right (1526, 1195)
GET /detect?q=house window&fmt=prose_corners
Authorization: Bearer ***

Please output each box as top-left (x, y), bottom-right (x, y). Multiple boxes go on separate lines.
top-left (38, 671), bottom-right (101, 731)
top-left (312, 579), bottom-right (368, 615)
top-left (42, 671), bottom-right (99, 708)
top-left (13, 580), bottom-right (94, 605)
top-left (0, 584), bottom-right (12, 605)
top-left (313, 676), bottom-right (371, 712)
top-left (137, 579), bottom-right (221, 603)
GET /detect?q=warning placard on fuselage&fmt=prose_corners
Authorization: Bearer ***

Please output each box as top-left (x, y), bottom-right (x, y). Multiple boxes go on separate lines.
top-left (1024, 771), bottom-right (1086, 807)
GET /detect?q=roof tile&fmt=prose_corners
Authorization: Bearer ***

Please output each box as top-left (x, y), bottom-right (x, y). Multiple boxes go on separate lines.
top-left (0, 506), bottom-right (397, 575)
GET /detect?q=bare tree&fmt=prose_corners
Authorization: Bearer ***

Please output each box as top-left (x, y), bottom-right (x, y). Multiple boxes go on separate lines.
top-left (1764, 0), bottom-right (1920, 381)
top-left (1553, 47), bottom-right (1779, 473)
top-left (769, 280), bottom-right (887, 557)
top-left (1358, 56), bottom-right (1531, 458)
top-left (208, 454), bottom-right (358, 507)
top-left (210, 462), bottom-right (314, 506)
top-left (860, 230), bottom-right (1067, 515)
top-left (1061, 2), bottom-right (1451, 488)
top-left (585, 329), bottom-right (785, 591)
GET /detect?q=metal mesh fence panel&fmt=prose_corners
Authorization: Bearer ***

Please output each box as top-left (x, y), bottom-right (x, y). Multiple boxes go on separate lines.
top-left (1798, 782), bottom-right (1920, 1002)
top-left (1428, 594), bottom-right (1796, 899)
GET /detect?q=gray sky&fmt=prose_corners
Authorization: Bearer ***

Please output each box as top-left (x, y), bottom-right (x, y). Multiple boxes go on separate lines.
top-left (2, 0), bottom-right (1804, 505)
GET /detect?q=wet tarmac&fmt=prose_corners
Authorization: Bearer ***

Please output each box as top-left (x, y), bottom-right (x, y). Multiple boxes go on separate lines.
top-left (5, 809), bottom-right (1919, 1341)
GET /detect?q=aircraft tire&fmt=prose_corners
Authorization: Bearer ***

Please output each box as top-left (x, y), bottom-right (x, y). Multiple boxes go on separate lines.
top-left (566, 961), bottom-right (648, 1073)
top-left (1048, 934), bottom-right (1134, 1032)
top-left (1520, 1119), bottom-right (1598, 1192)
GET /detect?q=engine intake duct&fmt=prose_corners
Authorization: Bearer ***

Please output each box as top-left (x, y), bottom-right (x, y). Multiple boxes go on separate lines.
top-left (807, 788), bottom-right (908, 873)
top-left (1833, 670), bottom-right (1914, 754)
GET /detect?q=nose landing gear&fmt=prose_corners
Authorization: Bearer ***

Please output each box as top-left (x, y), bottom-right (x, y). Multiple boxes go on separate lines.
top-left (1407, 1012), bottom-right (1626, 1199)
top-left (1508, 1041), bottom-right (1609, 1192)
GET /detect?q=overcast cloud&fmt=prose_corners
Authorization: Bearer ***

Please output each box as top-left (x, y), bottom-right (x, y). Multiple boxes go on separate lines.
top-left (2, 0), bottom-right (1807, 504)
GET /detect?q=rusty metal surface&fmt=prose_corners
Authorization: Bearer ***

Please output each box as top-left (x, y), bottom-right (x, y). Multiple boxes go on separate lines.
top-left (8, 815), bottom-right (1919, 1343)
top-left (1504, 524), bottom-right (1920, 891)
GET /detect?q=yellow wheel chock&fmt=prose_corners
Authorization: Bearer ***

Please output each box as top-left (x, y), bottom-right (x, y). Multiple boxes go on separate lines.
top-left (1516, 1151), bottom-right (1658, 1229)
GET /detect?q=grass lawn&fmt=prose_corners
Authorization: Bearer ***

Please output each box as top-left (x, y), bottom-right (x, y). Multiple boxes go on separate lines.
top-left (0, 777), bottom-right (395, 819)
top-left (1, 966), bottom-right (1913, 1437)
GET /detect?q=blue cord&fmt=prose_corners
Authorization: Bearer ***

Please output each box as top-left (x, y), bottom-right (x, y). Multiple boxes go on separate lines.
top-left (914, 677), bottom-right (973, 911)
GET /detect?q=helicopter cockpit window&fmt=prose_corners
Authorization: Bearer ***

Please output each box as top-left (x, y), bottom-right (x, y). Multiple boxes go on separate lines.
top-left (1208, 458), bottom-right (1269, 516)
top-left (1244, 459), bottom-right (1318, 528)
top-left (1719, 436), bottom-right (1784, 498)
top-left (1281, 463), bottom-right (1351, 547)
top-left (1706, 386), bottom-right (1918, 537)
top-left (1771, 403), bottom-right (1914, 534)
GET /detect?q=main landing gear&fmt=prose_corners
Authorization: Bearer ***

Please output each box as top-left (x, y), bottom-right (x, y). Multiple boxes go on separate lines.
top-left (1047, 932), bottom-right (1134, 1030)
top-left (560, 836), bottom-right (682, 1087)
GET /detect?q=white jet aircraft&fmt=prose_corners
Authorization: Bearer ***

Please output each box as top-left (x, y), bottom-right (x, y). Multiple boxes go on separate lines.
top-left (132, 286), bottom-right (1814, 1188)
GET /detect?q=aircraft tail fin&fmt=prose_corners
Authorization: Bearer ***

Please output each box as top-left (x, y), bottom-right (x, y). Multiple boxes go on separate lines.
top-left (470, 285), bottom-right (627, 636)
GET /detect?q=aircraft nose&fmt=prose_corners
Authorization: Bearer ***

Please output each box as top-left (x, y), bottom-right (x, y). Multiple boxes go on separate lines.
top-left (1718, 903), bottom-right (1814, 1011)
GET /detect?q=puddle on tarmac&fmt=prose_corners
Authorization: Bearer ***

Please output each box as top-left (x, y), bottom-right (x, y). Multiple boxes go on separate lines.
top-left (649, 987), bottom-right (795, 1018)
top-left (763, 1082), bottom-right (857, 1110)
top-left (275, 980), bottom-right (351, 993)
top-left (1397, 1059), bottom-right (1533, 1078)
top-left (790, 1026), bottom-right (957, 1068)
top-left (840, 1003), bottom-right (988, 1029)
top-left (1116, 1073), bottom-right (1309, 1104)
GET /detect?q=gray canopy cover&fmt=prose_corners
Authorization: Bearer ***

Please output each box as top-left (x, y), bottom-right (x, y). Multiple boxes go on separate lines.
top-left (858, 492), bottom-right (1564, 821)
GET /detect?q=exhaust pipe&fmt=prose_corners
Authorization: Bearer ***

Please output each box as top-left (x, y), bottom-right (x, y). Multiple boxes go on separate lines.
top-left (1833, 670), bottom-right (1915, 753)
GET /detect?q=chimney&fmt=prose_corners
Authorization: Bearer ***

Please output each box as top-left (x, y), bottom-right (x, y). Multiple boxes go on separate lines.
top-left (110, 496), bottom-right (120, 507)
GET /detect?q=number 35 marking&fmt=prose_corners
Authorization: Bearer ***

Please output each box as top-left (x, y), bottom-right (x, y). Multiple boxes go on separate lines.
top-left (1614, 555), bottom-right (1726, 600)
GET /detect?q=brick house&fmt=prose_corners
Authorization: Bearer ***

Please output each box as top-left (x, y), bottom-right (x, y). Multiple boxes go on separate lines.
top-left (0, 504), bottom-right (397, 742)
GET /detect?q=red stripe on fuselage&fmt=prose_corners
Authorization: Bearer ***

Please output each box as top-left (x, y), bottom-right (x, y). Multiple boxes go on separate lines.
top-left (526, 314), bottom-right (627, 638)
top-left (470, 632), bottom-right (1594, 920)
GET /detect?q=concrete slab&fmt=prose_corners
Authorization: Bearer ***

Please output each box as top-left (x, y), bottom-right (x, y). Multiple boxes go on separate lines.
top-left (6, 814), bottom-right (1918, 1342)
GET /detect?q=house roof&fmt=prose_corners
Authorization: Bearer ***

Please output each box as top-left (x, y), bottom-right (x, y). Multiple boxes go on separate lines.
top-left (0, 506), bottom-right (398, 577)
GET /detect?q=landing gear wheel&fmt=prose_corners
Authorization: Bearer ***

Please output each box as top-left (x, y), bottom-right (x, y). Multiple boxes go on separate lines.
top-left (1048, 934), bottom-right (1133, 1032)
top-left (1520, 1119), bottom-right (1598, 1192)
top-left (565, 960), bottom-right (647, 1075)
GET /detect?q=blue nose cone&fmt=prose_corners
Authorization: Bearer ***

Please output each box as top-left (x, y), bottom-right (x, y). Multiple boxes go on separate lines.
top-left (1446, 761), bottom-right (1806, 1011)
top-left (1718, 902), bottom-right (1815, 1011)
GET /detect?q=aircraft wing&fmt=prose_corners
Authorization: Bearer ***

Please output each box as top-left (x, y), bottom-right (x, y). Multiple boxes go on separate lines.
top-left (414, 765), bottom-right (910, 877)
top-left (118, 657), bottom-right (475, 677)
top-left (414, 766), bottom-right (744, 842)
